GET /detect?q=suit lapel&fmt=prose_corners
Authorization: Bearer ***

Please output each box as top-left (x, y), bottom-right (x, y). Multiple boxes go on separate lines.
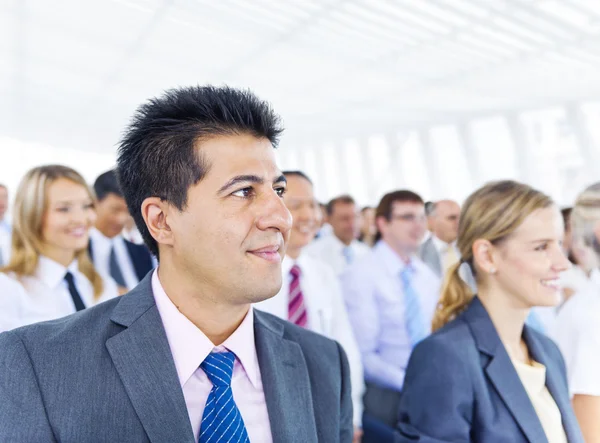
top-left (106, 275), bottom-right (194, 443)
top-left (524, 327), bottom-right (584, 443)
top-left (254, 311), bottom-right (318, 443)
top-left (464, 298), bottom-right (548, 443)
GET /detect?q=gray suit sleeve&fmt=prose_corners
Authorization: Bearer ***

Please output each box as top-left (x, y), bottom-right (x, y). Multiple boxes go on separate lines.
top-left (336, 341), bottom-right (354, 443)
top-left (0, 330), bottom-right (57, 442)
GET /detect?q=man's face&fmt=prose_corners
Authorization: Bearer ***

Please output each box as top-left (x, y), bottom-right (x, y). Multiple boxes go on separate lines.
top-left (330, 202), bottom-right (360, 245)
top-left (432, 200), bottom-right (461, 244)
top-left (379, 201), bottom-right (427, 255)
top-left (283, 175), bottom-right (320, 254)
top-left (167, 134), bottom-right (292, 306)
top-left (95, 193), bottom-right (130, 238)
top-left (0, 186), bottom-right (8, 220)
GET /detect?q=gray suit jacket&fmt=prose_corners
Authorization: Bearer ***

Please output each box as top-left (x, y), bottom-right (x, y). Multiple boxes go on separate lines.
top-left (419, 236), bottom-right (476, 290)
top-left (0, 274), bottom-right (353, 443)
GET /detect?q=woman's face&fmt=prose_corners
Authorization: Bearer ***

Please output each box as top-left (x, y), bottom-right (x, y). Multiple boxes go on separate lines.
top-left (41, 178), bottom-right (96, 259)
top-left (490, 206), bottom-right (571, 308)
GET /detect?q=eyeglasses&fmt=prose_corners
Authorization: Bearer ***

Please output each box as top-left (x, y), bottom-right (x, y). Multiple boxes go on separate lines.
top-left (390, 214), bottom-right (427, 223)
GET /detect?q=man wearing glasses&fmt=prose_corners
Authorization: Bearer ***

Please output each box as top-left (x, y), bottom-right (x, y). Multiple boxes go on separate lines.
top-left (341, 190), bottom-right (440, 442)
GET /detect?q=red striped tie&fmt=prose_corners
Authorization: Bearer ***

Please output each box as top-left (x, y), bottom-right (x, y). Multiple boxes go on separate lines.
top-left (288, 264), bottom-right (308, 328)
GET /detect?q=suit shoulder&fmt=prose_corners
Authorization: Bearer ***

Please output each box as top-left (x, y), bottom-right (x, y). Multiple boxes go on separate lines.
top-left (418, 316), bottom-right (476, 359)
top-left (10, 296), bottom-right (122, 353)
top-left (125, 240), bottom-right (151, 256)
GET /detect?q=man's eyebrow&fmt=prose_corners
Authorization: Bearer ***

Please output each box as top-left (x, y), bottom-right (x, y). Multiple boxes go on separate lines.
top-left (218, 174), bottom-right (287, 194)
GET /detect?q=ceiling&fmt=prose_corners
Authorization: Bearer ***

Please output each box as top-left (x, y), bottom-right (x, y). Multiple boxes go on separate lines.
top-left (2, 0), bottom-right (600, 153)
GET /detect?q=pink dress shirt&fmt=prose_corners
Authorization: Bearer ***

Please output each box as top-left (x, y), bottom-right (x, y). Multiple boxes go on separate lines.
top-left (152, 270), bottom-right (273, 442)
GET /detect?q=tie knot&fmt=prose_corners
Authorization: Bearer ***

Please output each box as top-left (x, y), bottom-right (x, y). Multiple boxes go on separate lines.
top-left (64, 271), bottom-right (75, 285)
top-left (201, 351), bottom-right (235, 386)
top-left (290, 264), bottom-right (301, 279)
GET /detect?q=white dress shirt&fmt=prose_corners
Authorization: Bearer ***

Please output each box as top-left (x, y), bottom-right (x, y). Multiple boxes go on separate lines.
top-left (431, 235), bottom-right (459, 265)
top-left (554, 269), bottom-right (600, 397)
top-left (254, 253), bottom-right (365, 426)
top-left (0, 273), bottom-right (28, 332)
top-left (0, 220), bottom-right (11, 266)
top-left (305, 234), bottom-right (370, 276)
top-left (0, 256), bottom-right (118, 330)
top-left (341, 241), bottom-right (441, 392)
top-left (153, 271), bottom-right (272, 442)
top-left (90, 228), bottom-right (140, 290)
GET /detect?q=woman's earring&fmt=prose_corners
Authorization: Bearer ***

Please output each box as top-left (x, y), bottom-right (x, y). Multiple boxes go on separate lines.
top-left (489, 267), bottom-right (496, 274)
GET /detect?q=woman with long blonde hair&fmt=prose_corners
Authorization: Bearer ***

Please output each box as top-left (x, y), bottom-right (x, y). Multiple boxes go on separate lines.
top-left (396, 180), bottom-right (583, 443)
top-left (0, 165), bottom-right (118, 330)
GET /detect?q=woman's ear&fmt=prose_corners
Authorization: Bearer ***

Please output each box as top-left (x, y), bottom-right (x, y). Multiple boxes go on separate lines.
top-left (472, 238), bottom-right (497, 275)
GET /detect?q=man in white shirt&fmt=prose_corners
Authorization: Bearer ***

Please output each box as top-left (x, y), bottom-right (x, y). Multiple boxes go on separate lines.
top-left (342, 190), bottom-right (441, 435)
top-left (89, 170), bottom-right (154, 292)
top-left (0, 184), bottom-right (11, 266)
top-left (306, 195), bottom-right (370, 275)
top-left (255, 171), bottom-right (365, 443)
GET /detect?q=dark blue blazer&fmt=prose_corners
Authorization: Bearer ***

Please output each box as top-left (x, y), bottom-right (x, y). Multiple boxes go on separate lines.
top-left (395, 297), bottom-right (584, 443)
top-left (88, 238), bottom-right (154, 282)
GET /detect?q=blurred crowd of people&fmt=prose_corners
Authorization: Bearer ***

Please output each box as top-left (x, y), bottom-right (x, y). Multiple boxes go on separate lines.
top-left (0, 85), bottom-right (599, 443)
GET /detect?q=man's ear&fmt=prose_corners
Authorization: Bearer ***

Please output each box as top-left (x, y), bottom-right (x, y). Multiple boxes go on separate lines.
top-left (141, 197), bottom-right (174, 248)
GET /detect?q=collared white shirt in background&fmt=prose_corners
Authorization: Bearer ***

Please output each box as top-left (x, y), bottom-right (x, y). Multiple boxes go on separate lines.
top-left (0, 273), bottom-right (28, 332)
top-left (152, 270), bottom-right (272, 443)
top-left (254, 253), bottom-right (365, 426)
top-left (305, 234), bottom-right (370, 276)
top-left (89, 228), bottom-right (139, 290)
top-left (342, 241), bottom-right (441, 392)
top-left (0, 256), bottom-right (118, 330)
top-left (554, 269), bottom-right (600, 397)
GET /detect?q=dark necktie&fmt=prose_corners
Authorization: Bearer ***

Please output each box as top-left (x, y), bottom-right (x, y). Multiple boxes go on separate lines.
top-left (109, 245), bottom-right (127, 287)
top-left (64, 271), bottom-right (86, 311)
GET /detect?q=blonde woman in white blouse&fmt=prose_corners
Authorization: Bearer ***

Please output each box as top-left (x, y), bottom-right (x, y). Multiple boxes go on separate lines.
top-left (0, 165), bottom-right (118, 331)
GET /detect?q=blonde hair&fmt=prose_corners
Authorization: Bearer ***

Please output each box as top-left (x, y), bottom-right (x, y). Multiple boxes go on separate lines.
top-left (432, 180), bottom-right (553, 331)
top-left (570, 182), bottom-right (600, 268)
top-left (1, 165), bottom-right (104, 299)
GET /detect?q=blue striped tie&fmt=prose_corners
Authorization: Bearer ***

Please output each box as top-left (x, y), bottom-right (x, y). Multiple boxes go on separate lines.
top-left (199, 351), bottom-right (249, 443)
top-left (401, 266), bottom-right (427, 347)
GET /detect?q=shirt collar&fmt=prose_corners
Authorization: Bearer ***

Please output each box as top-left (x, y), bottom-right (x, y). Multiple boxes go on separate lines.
top-left (36, 256), bottom-right (79, 289)
top-left (431, 235), bottom-right (455, 254)
top-left (151, 270), bottom-right (261, 389)
top-left (374, 240), bottom-right (414, 276)
top-left (90, 227), bottom-right (118, 246)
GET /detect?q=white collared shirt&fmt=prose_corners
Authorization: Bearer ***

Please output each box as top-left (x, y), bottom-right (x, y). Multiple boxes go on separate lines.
top-left (254, 253), bottom-right (365, 426)
top-left (89, 228), bottom-right (139, 290)
top-left (152, 270), bottom-right (272, 442)
top-left (0, 256), bottom-right (118, 330)
top-left (305, 234), bottom-right (370, 276)
top-left (554, 269), bottom-right (600, 397)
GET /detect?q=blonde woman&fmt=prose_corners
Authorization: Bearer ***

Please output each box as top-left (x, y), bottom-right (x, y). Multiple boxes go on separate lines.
top-left (0, 165), bottom-right (118, 330)
top-left (555, 183), bottom-right (600, 443)
top-left (396, 180), bottom-right (583, 443)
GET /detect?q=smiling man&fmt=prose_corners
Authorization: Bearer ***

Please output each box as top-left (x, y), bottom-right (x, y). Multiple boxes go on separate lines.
top-left (0, 86), bottom-right (353, 443)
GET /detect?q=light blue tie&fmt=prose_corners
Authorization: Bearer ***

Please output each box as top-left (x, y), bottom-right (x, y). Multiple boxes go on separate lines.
top-left (400, 266), bottom-right (428, 347)
top-left (199, 351), bottom-right (249, 443)
top-left (342, 246), bottom-right (354, 264)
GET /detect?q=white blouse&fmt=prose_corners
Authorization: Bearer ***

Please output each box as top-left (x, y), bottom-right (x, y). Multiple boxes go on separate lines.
top-left (0, 256), bottom-right (118, 332)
